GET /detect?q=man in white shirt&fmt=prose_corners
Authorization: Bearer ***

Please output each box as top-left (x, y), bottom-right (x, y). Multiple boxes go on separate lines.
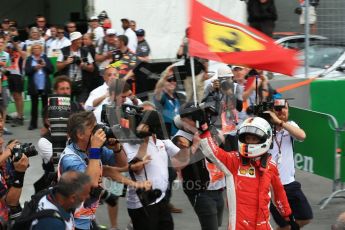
top-left (84, 66), bottom-right (119, 123)
top-left (87, 16), bottom-right (105, 43)
top-left (266, 99), bottom-right (313, 230)
top-left (121, 18), bottom-right (137, 53)
top-left (49, 26), bottom-right (71, 57)
top-left (123, 107), bottom-right (200, 230)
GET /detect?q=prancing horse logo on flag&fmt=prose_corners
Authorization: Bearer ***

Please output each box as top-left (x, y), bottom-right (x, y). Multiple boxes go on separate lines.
top-left (203, 17), bottom-right (266, 53)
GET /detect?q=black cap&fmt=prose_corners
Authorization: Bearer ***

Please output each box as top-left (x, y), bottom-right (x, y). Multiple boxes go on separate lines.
top-left (121, 18), bottom-right (129, 23)
top-left (135, 29), bottom-right (145, 37)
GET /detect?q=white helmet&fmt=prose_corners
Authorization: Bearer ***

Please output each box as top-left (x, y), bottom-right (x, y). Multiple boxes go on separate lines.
top-left (237, 117), bottom-right (273, 158)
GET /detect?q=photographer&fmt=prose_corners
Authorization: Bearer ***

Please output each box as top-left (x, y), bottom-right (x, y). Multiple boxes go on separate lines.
top-left (95, 29), bottom-right (118, 71)
top-left (265, 99), bottom-right (313, 229)
top-left (173, 104), bottom-right (226, 230)
top-left (203, 65), bottom-right (243, 134)
top-left (58, 111), bottom-right (151, 230)
top-left (0, 137), bottom-right (30, 229)
top-left (30, 171), bottom-right (92, 230)
top-left (25, 43), bottom-right (54, 130)
top-left (123, 108), bottom-right (200, 230)
top-left (56, 32), bottom-right (95, 103)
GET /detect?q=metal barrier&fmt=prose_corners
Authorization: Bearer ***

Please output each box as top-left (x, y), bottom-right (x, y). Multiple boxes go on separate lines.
top-left (290, 107), bottom-right (345, 209)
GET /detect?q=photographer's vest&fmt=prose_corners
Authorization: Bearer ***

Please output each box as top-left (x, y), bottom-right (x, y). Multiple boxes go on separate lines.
top-left (57, 146), bottom-right (102, 221)
top-left (32, 194), bottom-right (74, 230)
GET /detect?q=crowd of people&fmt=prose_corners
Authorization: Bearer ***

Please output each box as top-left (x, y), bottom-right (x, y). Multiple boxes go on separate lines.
top-left (0, 2), bottom-right (332, 230)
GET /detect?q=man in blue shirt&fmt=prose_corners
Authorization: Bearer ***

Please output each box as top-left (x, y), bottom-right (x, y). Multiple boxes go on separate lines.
top-left (58, 111), bottom-right (151, 230)
top-left (32, 171), bottom-right (92, 230)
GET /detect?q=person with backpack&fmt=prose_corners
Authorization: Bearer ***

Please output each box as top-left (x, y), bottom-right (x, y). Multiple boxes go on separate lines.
top-left (12, 171), bottom-right (92, 230)
top-left (265, 99), bottom-right (313, 229)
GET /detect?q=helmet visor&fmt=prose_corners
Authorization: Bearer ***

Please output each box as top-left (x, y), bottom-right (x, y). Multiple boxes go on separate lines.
top-left (238, 126), bottom-right (266, 143)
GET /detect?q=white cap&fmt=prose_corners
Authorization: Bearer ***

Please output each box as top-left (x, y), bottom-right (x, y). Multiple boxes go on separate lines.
top-left (231, 65), bottom-right (244, 70)
top-left (106, 29), bottom-right (117, 36)
top-left (70, 32), bottom-right (82, 41)
top-left (90, 16), bottom-right (98, 21)
top-left (217, 65), bottom-right (233, 77)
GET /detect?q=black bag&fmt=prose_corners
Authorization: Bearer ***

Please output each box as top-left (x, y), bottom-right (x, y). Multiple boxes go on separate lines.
top-left (10, 189), bottom-right (65, 230)
top-left (294, 6), bottom-right (302, 15)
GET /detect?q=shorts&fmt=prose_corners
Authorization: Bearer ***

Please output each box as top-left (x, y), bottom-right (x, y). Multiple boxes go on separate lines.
top-left (270, 181), bottom-right (313, 227)
top-left (8, 74), bottom-right (24, 93)
top-left (300, 6), bottom-right (317, 24)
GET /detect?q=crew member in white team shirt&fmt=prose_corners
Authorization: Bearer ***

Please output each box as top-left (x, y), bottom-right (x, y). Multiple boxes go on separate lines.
top-left (266, 99), bottom-right (313, 230)
top-left (120, 18), bottom-right (137, 53)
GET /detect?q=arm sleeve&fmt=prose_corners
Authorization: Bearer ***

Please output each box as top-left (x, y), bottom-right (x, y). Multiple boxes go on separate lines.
top-left (270, 163), bottom-right (292, 217)
top-left (60, 155), bottom-right (87, 173)
top-left (101, 147), bottom-right (116, 166)
top-left (37, 138), bottom-right (53, 164)
top-left (162, 140), bottom-right (180, 157)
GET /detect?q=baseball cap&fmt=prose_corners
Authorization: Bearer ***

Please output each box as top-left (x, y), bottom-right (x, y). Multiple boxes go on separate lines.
top-left (89, 16), bottom-right (98, 21)
top-left (70, 31), bottom-right (82, 41)
top-left (231, 65), bottom-right (244, 71)
top-left (217, 66), bottom-right (233, 77)
top-left (121, 18), bottom-right (129, 23)
top-left (135, 29), bottom-right (145, 37)
top-left (106, 29), bottom-right (117, 36)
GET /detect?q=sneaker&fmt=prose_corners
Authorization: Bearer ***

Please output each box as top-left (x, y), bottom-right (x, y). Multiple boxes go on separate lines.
top-left (28, 125), bottom-right (37, 131)
top-left (11, 117), bottom-right (24, 127)
top-left (3, 127), bottom-right (12, 135)
top-left (5, 115), bottom-right (13, 124)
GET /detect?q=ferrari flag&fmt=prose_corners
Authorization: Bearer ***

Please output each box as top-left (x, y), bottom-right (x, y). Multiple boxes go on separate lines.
top-left (188, 0), bottom-right (299, 76)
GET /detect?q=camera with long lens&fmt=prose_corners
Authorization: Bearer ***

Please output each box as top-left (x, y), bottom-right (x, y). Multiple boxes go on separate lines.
top-left (11, 143), bottom-right (38, 162)
top-left (90, 186), bottom-right (118, 207)
top-left (48, 95), bottom-right (71, 165)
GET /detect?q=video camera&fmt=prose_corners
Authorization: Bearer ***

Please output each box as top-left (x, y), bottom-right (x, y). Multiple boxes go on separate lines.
top-left (11, 143), bottom-right (38, 162)
top-left (176, 102), bottom-right (219, 132)
top-left (247, 98), bottom-right (287, 122)
top-left (99, 103), bottom-right (168, 144)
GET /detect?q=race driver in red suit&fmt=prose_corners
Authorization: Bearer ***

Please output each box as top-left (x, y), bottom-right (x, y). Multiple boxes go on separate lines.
top-left (199, 116), bottom-right (299, 230)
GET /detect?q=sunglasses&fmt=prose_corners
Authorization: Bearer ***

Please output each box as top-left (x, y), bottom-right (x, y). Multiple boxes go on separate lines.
top-left (167, 77), bottom-right (177, 82)
top-left (232, 67), bottom-right (243, 71)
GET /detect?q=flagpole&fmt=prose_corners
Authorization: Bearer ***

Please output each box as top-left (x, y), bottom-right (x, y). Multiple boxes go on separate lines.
top-left (190, 56), bottom-right (198, 107)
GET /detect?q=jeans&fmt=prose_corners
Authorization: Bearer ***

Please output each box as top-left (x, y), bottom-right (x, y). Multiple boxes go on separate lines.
top-left (186, 189), bottom-right (224, 230)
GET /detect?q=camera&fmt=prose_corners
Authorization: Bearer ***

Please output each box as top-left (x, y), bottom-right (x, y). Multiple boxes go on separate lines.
top-left (37, 59), bottom-right (44, 65)
top-left (11, 143), bottom-right (38, 162)
top-left (247, 98), bottom-right (287, 123)
top-left (71, 56), bottom-right (88, 65)
top-left (92, 123), bottom-right (115, 139)
top-left (90, 186), bottom-right (118, 207)
top-left (136, 188), bottom-right (162, 207)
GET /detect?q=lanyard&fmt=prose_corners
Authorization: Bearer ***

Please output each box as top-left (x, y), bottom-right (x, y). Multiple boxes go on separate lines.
top-left (274, 130), bottom-right (284, 164)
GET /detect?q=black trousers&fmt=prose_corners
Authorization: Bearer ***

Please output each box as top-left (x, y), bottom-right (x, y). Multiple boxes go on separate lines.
top-left (29, 91), bottom-right (48, 127)
top-left (128, 199), bottom-right (174, 230)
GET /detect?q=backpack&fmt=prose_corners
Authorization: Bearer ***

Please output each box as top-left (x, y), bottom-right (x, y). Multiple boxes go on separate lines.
top-left (10, 189), bottom-right (65, 230)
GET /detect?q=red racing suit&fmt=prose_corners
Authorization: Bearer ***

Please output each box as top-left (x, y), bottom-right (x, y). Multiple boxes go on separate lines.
top-left (200, 131), bottom-right (291, 230)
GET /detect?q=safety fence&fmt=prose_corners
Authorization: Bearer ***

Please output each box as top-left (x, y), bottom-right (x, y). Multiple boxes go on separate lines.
top-left (290, 106), bottom-right (345, 210)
